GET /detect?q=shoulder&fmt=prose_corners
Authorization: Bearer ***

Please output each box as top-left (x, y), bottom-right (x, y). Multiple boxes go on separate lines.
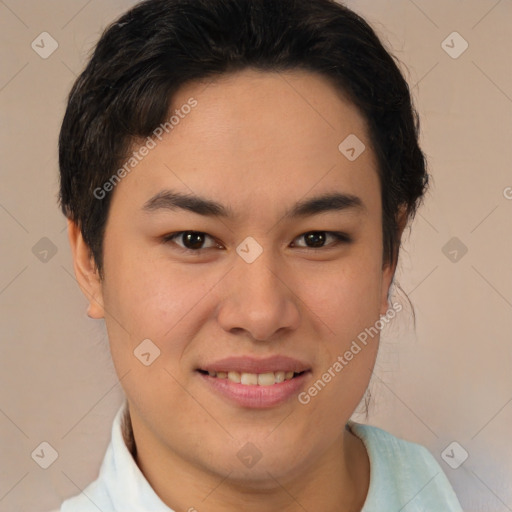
top-left (348, 422), bottom-right (464, 511)
top-left (56, 477), bottom-right (113, 512)
top-left (53, 405), bottom-right (129, 512)
top-left (350, 421), bottom-right (437, 470)
top-left (55, 401), bottom-right (166, 512)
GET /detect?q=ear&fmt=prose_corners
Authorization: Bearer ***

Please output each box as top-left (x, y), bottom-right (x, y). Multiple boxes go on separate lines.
top-left (379, 206), bottom-right (408, 316)
top-left (67, 219), bottom-right (105, 319)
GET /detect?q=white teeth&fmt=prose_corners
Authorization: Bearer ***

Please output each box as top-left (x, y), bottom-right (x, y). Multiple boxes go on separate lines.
top-left (207, 370), bottom-right (298, 385)
top-left (257, 372), bottom-right (275, 386)
top-left (227, 371), bottom-right (241, 383)
top-left (241, 372), bottom-right (258, 385)
top-left (274, 371), bottom-right (285, 383)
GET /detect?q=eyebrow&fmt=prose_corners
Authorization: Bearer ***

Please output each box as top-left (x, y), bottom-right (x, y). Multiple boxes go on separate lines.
top-left (142, 189), bottom-right (365, 219)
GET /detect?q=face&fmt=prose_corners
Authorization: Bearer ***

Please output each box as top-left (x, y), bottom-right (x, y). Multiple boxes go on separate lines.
top-left (71, 69), bottom-right (397, 487)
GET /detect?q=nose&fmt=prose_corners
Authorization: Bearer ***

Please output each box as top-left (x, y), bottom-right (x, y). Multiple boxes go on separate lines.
top-left (216, 250), bottom-right (301, 342)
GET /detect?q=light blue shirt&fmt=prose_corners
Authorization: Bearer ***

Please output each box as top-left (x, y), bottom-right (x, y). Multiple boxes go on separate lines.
top-left (56, 403), bottom-right (463, 511)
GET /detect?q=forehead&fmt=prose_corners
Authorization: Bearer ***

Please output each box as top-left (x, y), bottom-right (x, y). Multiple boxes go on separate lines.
top-left (167, 68), bottom-right (370, 162)
top-left (113, 69), bottom-right (380, 220)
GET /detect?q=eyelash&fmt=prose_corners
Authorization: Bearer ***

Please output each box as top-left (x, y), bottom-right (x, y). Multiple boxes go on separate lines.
top-left (161, 230), bottom-right (352, 254)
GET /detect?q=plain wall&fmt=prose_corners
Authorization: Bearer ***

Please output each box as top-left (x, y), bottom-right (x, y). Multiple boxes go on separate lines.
top-left (0, 1), bottom-right (511, 511)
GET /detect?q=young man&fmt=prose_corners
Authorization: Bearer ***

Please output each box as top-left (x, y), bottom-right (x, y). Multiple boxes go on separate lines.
top-left (56, 0), bottom-right (463, 510)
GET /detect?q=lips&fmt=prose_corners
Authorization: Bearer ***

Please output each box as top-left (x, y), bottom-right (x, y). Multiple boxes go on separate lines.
top-left (196, 356), bottom-right (311, 408)
top-left (197, 355), bottom-right (311, 375)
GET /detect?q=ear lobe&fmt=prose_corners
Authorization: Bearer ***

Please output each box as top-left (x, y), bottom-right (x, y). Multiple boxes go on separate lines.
top-left (67, 219), bottom-right (105, 319)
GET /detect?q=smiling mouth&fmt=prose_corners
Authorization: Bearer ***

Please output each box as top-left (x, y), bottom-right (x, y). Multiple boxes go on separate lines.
top-left (197, 369), bottom-right (306, 386)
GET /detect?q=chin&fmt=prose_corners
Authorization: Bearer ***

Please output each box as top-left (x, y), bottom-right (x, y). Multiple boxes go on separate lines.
top-left (199, 434), bottom-right (312, 488)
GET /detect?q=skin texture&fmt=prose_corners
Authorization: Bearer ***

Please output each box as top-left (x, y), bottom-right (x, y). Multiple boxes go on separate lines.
top-left (68, 69), bottom-right (405, 512)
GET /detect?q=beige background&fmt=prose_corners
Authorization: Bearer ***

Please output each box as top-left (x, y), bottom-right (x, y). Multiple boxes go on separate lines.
top-left (1, 1), bottom-right (511, 511)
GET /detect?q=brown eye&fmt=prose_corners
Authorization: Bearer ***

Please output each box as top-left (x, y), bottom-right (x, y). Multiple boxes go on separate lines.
top-left (292, 231), bottom-right (351, 249)
top-left (181, 231), bottom-right (207, 250)
top-left (303, 232), bottom-right (327, 248)
top-left (163, 231), bottom-right (219, 251)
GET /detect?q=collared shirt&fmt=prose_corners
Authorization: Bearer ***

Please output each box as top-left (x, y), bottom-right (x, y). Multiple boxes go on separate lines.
top-left (56, 402), bottom-right (463, 511)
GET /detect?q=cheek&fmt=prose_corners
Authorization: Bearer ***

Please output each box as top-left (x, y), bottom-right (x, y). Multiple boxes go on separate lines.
top-left (295, 256), bottom-right (384, 424)
top-left (100, 242), bottom-right (212, 357)
top-left (306, 253), bottom-right (384, 342)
